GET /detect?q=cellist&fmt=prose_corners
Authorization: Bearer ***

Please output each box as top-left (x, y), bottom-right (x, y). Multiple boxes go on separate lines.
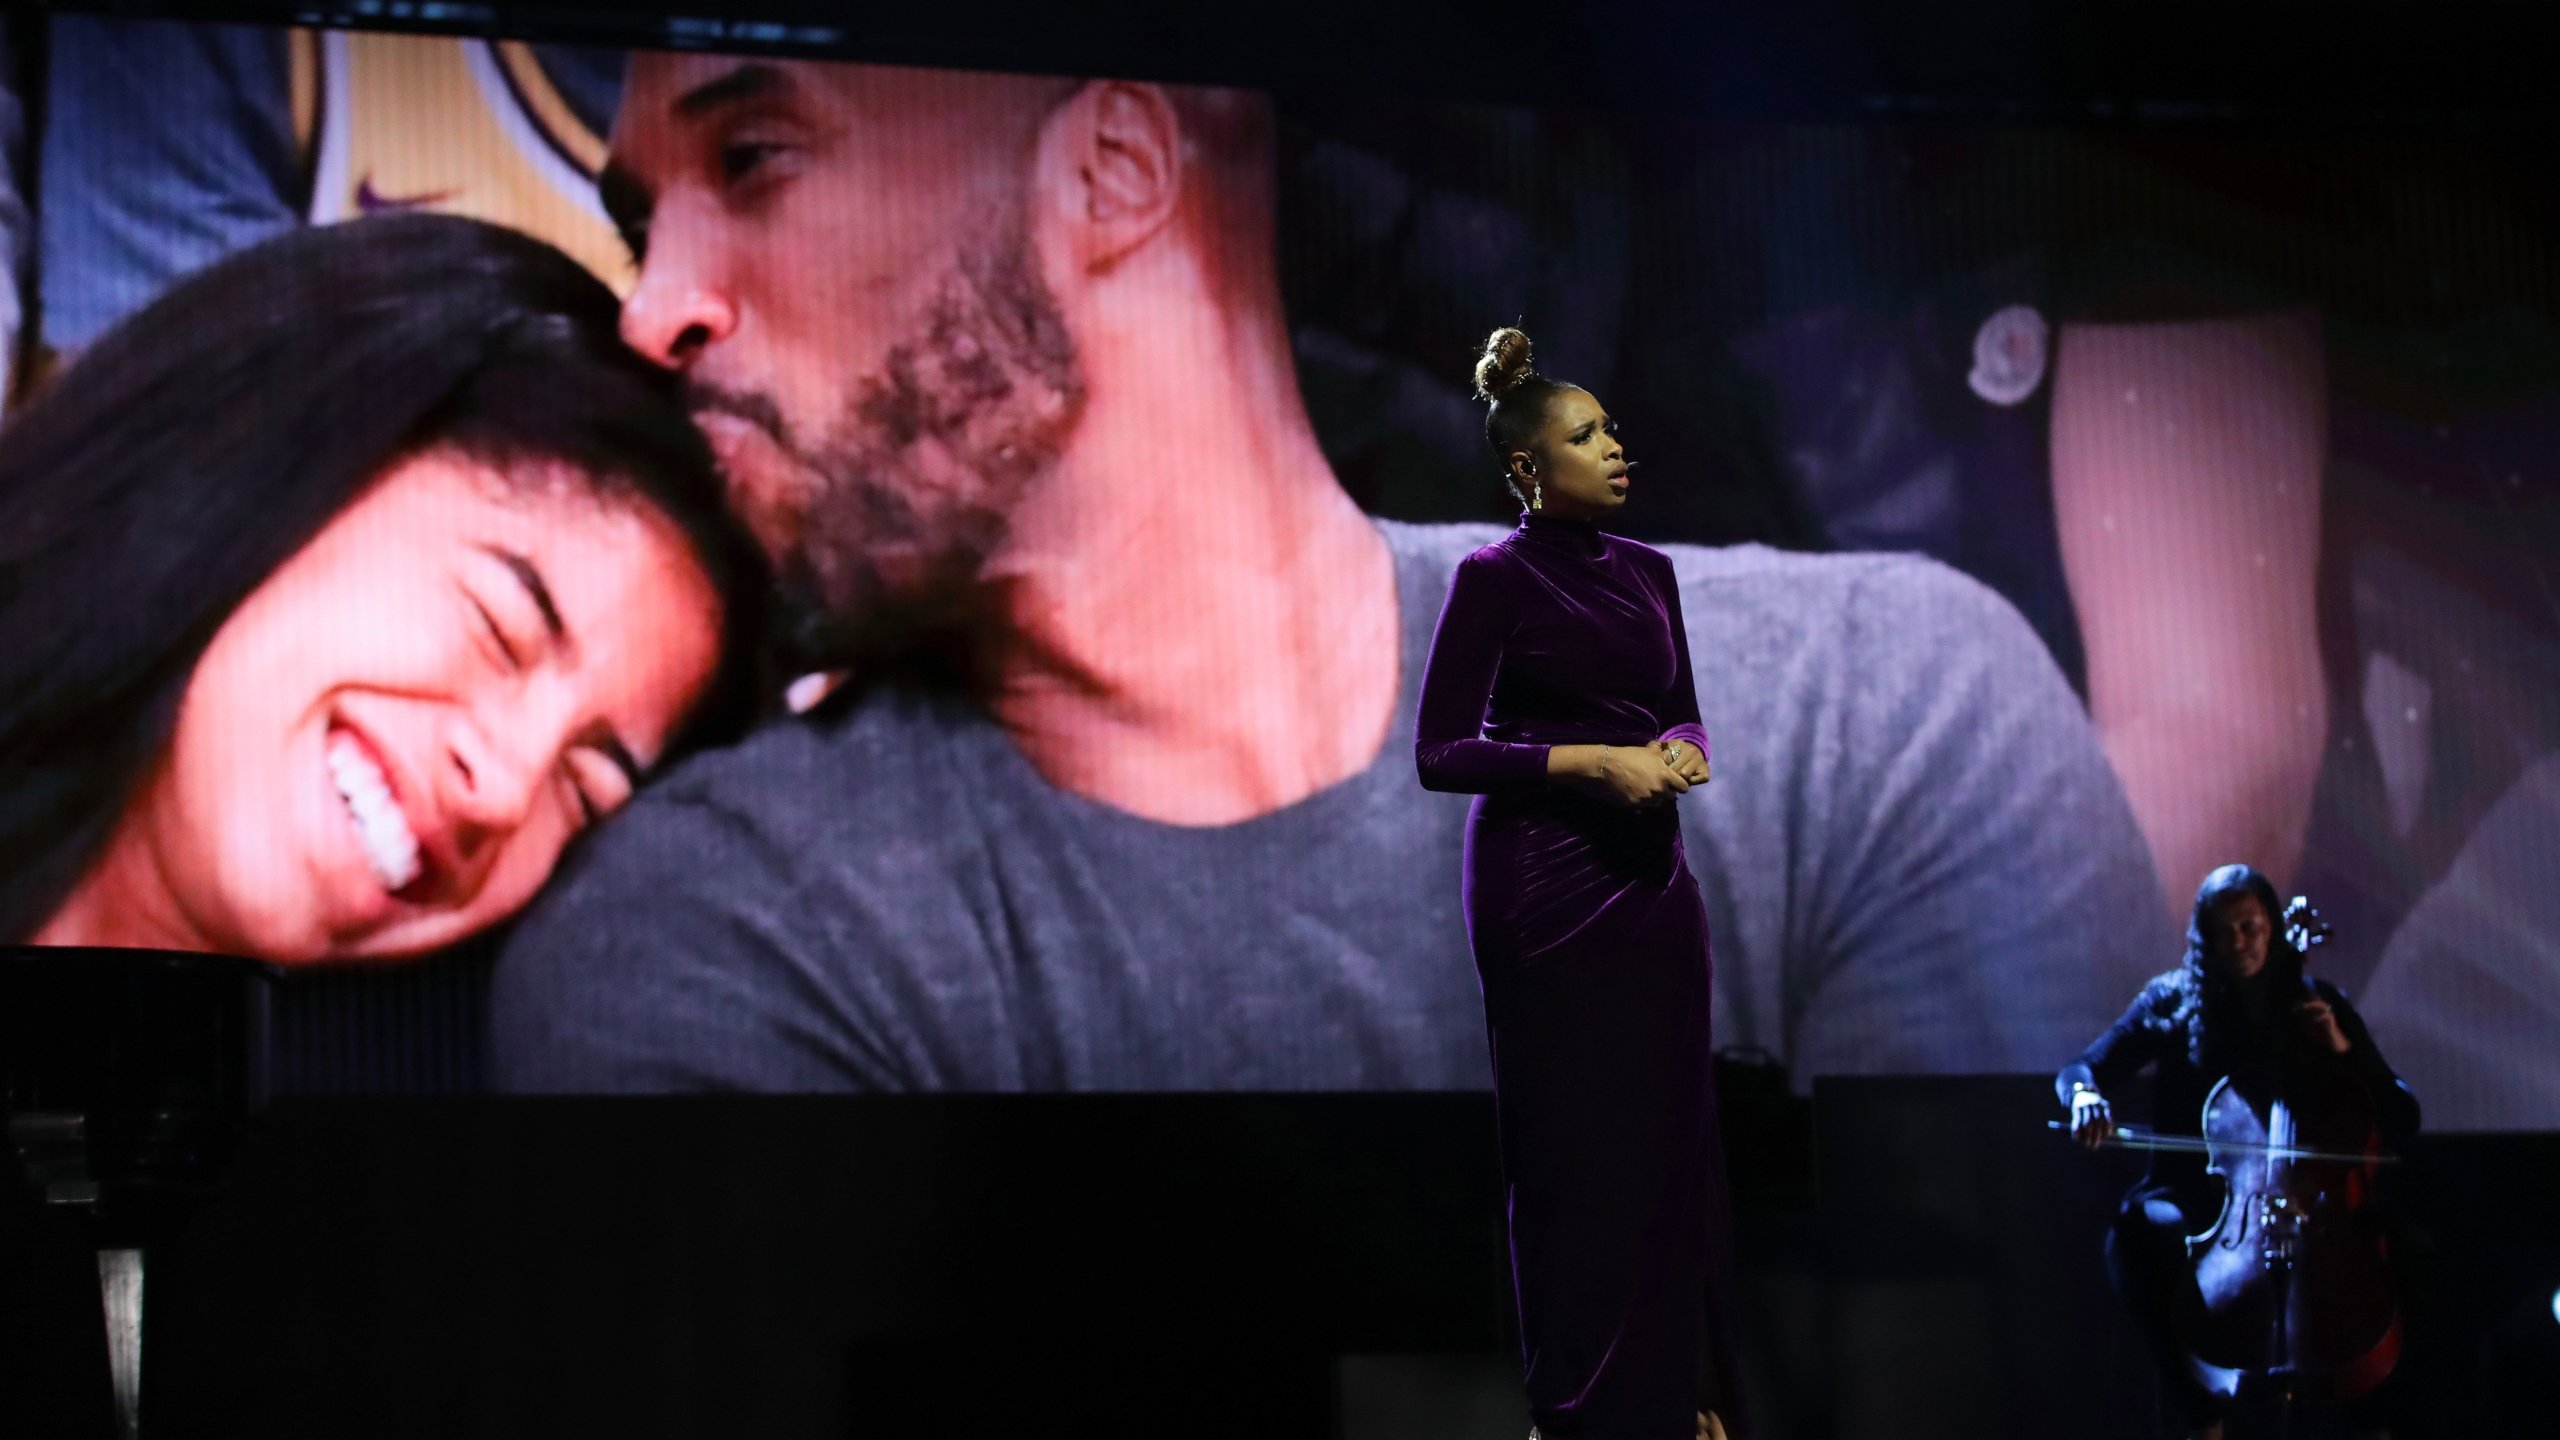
top-left (2060, 863), bottom-right (2419, 1439)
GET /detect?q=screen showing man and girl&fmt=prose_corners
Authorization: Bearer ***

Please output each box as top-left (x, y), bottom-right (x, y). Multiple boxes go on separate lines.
top-left (7, 16), bottom-right (2553, 1127)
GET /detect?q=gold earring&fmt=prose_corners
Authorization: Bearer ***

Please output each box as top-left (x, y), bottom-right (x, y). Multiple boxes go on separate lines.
top-left (1530, 473), bottom-right (1543, 511)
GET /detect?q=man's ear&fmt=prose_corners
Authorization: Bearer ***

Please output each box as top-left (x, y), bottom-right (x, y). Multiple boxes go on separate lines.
top-left (1038, 81), bottom-right (1183, 272)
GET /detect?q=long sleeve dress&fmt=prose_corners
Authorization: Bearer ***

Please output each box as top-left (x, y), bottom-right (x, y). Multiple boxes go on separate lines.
top-left (1413, 513), bottom-right (1744, 1440)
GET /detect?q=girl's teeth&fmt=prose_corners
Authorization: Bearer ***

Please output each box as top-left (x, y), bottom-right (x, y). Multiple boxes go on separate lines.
top-left (326, 734), bottom-right (422, 891)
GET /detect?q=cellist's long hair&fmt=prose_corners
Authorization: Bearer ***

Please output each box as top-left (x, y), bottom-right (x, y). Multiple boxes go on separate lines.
top-left (0, 214), bottom-right (769, 945)
top-left (2146, 863), bottom-right (2306, 1069)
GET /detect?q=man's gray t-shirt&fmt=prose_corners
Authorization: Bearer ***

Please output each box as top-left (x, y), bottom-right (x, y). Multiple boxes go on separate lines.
top-left (491, 521), bottom-right (2174, 1092)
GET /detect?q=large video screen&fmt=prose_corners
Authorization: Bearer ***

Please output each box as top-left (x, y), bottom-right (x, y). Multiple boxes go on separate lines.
top-left (5, 16), bottom-right (2553, 1126)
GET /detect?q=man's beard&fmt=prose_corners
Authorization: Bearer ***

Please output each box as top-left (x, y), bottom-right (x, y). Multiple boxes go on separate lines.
top-left (694, 224), bottom-right (1084, 691)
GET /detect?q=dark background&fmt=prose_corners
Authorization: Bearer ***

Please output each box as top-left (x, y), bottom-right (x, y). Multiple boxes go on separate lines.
top-left (7, 1083), bottom-right (2558, 1437)
top-left (29, 0), bottom-right (2560, 132)
top-left (8, 2), bottom-right (2560, 1436)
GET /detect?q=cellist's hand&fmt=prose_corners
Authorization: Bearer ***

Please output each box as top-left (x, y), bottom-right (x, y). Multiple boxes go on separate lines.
top-left (2296, 997), bottom-right (2353, 1055)
top-left (2070, 1090), bottom-right (2116, 1150)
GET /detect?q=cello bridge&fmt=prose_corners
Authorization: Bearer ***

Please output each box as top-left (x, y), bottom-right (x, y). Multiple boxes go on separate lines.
top-left (2255, 1193), bottom-right (2303, 1270)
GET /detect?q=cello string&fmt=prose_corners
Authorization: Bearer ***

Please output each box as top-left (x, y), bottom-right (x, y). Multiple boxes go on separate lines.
top-left (2041, 1121), bottom-right (2399, 1165)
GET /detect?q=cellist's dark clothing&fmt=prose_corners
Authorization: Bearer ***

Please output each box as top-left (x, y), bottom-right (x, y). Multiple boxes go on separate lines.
top-left (2057, 970), bottom-right (2420, 1183)
top-left (2058, 969), bottom-right (2420, 1428)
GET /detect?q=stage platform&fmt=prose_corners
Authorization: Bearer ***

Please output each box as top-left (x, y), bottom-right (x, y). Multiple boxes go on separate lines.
top-left (5, 1080), bottom-right (2553, 1437)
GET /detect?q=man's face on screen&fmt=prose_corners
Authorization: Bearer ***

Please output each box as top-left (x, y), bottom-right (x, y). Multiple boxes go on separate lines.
top-left (607, 56), bottom-right (1085, 661)
top-left (125, 452), bottom-right (722, 963)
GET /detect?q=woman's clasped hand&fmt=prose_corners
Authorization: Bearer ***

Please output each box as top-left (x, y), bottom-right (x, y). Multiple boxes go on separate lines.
top-left (1583, 741), bottom-right (1708, 809)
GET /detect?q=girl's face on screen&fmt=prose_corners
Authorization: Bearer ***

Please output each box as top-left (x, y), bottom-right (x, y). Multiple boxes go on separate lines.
top-left (76, 450), bottom-right (724, 964)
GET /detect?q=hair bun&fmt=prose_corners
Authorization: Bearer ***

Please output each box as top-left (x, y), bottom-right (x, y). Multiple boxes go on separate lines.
top-left (1472, 326), bottom-right (1536, 403)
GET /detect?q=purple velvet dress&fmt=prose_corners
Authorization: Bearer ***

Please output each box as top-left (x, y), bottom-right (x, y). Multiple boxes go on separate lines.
top-left (1414, 514), bottom-right (1744, 1439)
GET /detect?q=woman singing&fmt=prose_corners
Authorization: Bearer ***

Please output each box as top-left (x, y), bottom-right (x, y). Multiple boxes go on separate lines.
top-left (1415, 327), bottom-right (1742, 1440)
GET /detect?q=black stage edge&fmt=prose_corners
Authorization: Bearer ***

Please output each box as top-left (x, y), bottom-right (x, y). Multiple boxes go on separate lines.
top-left (3, 1083), bottom-right (2553, 1438)
top-left (25, 0), bottom-right (2560, 134)
top-left (127, 1095), bottom-right (1507, 1439)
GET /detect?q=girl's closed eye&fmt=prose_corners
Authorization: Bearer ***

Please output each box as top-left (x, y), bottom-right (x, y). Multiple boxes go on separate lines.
top-left (469, 594), bottom-right (521, 672)
top-left (565, 744), bottom-right (639, 831)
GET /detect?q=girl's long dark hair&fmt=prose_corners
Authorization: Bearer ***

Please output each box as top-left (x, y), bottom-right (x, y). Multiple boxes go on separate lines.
top-left (0, 214), bottom-right (768, 944)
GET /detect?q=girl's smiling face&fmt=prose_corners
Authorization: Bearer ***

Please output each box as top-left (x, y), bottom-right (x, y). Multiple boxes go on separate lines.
top-left (67, 449), bottom-right (725, 963)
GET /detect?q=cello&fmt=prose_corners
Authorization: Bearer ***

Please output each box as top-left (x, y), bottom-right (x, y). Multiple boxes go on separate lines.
top-left (2060, 898), bottom-right (2404, 1413)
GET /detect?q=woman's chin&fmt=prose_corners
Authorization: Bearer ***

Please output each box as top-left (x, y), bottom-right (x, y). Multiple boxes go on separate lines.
top-left (317, 857), bottom-right (406, 936)
top-left (291, 849), bottom-right (518, 962)
top-left (250, 865), bottom-right (413, 964)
